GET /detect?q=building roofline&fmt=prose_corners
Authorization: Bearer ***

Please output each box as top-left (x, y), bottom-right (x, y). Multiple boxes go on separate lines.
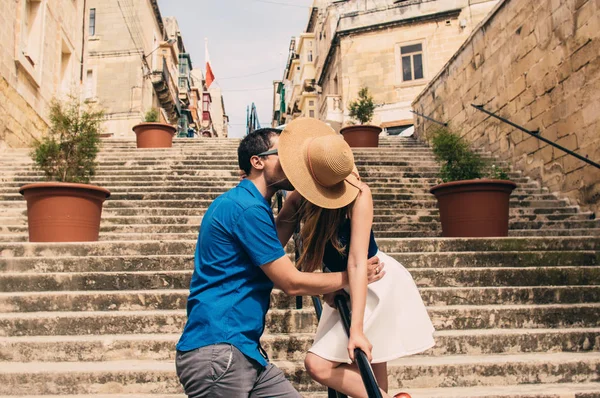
top-left (306, 7), bottom-right (319, 33)
top-left (412, 0), bottom-right (509, 106)
top-left (317, 8), bottom-right (462, 86)
top-left (150, 0), bottom-right (165, 37)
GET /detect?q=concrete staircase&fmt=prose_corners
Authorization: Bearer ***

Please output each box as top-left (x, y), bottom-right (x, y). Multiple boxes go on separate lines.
top-left (0, 137), bottom-right (598, 397)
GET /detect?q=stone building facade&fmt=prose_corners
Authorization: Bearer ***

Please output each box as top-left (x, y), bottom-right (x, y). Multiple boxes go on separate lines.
top-left (316, 0), bottom-right (500, 132)
top-left (274, 0), bottom-right (499, 132)
top-left (85, 0), bottom-right (175, 138)
top-left (412, 0), bottom-right (600, 215)
top-left (0, 0), bottom-right (85, 149)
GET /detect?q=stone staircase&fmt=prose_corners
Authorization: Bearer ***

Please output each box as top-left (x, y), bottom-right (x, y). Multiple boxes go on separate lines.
top-left (0, 137), bottom-right (598, 397)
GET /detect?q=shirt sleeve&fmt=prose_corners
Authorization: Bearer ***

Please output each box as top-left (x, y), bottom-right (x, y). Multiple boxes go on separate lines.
top-left (233, 205), bottom-right (286, 267)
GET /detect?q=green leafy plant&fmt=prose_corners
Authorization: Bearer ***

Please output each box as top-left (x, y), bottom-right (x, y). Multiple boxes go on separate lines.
top-left (431, 127), bottom-right (510, 183)
top-left (348, 87), bottom-right (375, 125)
top-left (31, 96), bottom-right (104, 184)
top-left (144, 108), bottom-right (160, 123)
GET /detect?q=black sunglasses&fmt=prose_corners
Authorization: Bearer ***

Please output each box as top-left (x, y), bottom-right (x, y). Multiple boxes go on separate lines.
top-left (256, 149), bottom-right (278, 157)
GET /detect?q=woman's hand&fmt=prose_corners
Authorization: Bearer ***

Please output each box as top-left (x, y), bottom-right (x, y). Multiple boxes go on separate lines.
top-left (348, 328), bottom-right (373, 362)
top-left (366, 255), bottom-right (385, 283)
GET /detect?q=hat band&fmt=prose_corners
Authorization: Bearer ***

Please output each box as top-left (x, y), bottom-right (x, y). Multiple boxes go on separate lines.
top-left (344, 171), bottom-right (363, 192)
top-left (306, 138), bottom-right (328, 188)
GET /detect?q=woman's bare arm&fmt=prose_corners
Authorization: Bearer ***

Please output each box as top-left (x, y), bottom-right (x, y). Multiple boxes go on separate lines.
top-left (346, 183), bottom-right (374, 360)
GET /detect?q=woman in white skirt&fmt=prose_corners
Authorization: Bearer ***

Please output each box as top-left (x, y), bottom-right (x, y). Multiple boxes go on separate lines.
top-left (276, 118), bottom-right (435, 398)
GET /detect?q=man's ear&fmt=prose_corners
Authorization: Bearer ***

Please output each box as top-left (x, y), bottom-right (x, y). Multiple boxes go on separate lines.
top-left (249, 155), bottom-right (265, 171)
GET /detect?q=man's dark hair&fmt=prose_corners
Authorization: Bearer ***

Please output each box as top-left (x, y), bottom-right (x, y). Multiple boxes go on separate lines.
top-left (238, 128), bottom-right (281, 175)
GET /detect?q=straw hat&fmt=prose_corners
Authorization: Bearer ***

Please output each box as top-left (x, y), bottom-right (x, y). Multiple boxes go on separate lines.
top-left (279, 118), bottom-right (361, 209)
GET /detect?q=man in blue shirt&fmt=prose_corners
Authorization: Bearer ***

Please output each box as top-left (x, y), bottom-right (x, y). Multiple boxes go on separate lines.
top-left (176, 128), bottom-right (384, 397)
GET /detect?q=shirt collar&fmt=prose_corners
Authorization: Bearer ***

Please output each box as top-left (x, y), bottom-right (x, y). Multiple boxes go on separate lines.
top-left (239, 179), bottom-right (270, 207)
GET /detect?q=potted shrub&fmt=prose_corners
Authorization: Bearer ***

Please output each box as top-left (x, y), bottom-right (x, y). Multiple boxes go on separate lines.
top-left (132, 108), bottom-right (176, 148)
top-left (19, 96), bottom-right (111, 242)
top-left (341, 87), bottom-right (381, 147)
top-left (429, 127), bottom-right (517, 237)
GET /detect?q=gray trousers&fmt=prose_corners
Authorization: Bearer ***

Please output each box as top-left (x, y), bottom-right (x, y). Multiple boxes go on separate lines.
top-left (176, 344), bottom-right (302, 398)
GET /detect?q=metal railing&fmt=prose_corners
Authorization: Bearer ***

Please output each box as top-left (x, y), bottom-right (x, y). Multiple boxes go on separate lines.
top-left (410, 107), bottom-right (600, 170)
top-left (471, 104), bottom-right (600, 170)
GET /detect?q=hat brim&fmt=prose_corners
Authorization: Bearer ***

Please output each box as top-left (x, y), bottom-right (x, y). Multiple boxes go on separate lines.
top-left (279, 118), bottom-right (360, 210)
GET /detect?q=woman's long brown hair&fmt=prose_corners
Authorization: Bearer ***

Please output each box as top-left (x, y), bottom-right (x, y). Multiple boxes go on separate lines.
top-left (296, 199), bottom-right (349, 273)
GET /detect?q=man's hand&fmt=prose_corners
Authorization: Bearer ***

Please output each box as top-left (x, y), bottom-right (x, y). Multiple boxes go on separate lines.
top-left (366, 255), bottom-right (385, 283)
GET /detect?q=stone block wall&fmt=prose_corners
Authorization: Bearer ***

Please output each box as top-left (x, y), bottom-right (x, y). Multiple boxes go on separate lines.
top-left (0, 0), bottom-right (84, 149)
top-left (412, 0), bottom-right (600, 215)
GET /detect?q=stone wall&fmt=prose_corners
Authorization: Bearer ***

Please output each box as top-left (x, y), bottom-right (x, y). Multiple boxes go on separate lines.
top-left (412, 0), bottom-right (600, 215)
top-left (0, 0), bottom-right (84, 149)
top-left (0, 76), bottom-right (48, 151)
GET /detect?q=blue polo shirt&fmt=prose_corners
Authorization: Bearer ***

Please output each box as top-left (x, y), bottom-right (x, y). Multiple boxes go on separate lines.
top-left (176, 179), bottom-right (286, 366)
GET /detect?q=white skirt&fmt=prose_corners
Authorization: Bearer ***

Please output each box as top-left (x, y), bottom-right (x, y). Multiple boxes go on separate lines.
top-left (308, 251), bottom-right (435, 364)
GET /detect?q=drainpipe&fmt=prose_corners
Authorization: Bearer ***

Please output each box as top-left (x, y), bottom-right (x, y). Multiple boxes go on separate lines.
top-left (80, 0), bottom-right (87, 83)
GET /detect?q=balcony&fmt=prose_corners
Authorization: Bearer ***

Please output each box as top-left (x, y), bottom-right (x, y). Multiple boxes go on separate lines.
top-left (178, 76), bottom-right (191, 106)
top-left (150, 57), bottom-right (180, 122)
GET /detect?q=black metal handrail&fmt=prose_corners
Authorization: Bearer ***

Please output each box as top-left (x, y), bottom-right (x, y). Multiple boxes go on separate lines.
top-left (471, 104), bottom-right (600, 170)
top-left (410, 110), bottom-right (448, 127)
top-left (334, 295), bottom-right (384, 398)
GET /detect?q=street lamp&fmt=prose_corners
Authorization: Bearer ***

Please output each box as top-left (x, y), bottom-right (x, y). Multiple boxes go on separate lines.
top-left (145, 38), bottom-right (176, 61)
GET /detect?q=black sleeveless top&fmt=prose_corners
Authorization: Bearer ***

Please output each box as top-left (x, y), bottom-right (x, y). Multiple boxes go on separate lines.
top-left (322, 218), bottom-right (379, 272)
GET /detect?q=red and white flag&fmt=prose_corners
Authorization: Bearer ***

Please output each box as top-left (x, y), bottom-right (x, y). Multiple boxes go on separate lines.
top-left (205, 38), bottom-right (215, 89)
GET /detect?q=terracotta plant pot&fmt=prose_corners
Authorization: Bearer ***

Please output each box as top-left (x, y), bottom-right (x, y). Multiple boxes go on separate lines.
top-left (340, 125), bottom-right (382, 148)
top-left (430, 179), bottom-right (517, 237)
top-left (19, 182), bottom-right (111, 242)
top-left (132, 122), bottom-right (176, 148)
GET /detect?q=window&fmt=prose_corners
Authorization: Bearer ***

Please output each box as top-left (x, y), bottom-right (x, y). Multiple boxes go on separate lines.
top-left (84, 69), bottom-right (95, 99)
top-left (400, 43), bottom-right (424, 81)
top-left (307, 50), bottom-right (313, 62)
top-left (309, 100), bottom-right (314, 106)
top-left (309, 110), bottom-right (315, 118)
top-left (59, 40), bottom-right (72, 94)
top-left (89, 8), bottom-right (96, 36)
top-left (22, 0), bottom-right (44, 66)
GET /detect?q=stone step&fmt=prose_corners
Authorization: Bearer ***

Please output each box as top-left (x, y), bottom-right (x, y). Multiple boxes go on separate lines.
top-left (0, 187), bottom-right (548, 199)
top-left (0, 266), bottom-right (598, 292)
top-left (397, 382), bottom-right (600, 398)
top-left (1, 250), bottom-right (597, 273)
top-left (2, 220), bottom-right (597, 236)
top-left (1, 304), bottom-right (599, 336)
top-left (0, 328), bottom-right (598, 363)
top-left (1, 285), bottom-right (598, 314)
top-left (0, 157), bottom-right (446, 167)
top-left (1, 237), bottom-right (596, 257)
top-left (0, 207), bottom-right (590, 222)
top-left (0, 198), bottom-right (569, 211)
top-left (2, 176), bottom-right (453, 185)
top-left (3, 211), bottom-right (591, 229)
top-left (2, 166), bottom-right (453, 178)
top-left (4, 228), bottom-right (600, 242)
top-left (3, 191), bottom-right (555, 201)
top-left (0, 353), bottom-right (598, 393)
top-left (0, 182), bottom-right (545, 192)
top-left (3, 383), bottom-right (598, 398)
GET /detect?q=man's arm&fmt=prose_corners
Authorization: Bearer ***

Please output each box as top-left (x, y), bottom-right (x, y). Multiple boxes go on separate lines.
top-left (261, 254), bottom-right (385, 296)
